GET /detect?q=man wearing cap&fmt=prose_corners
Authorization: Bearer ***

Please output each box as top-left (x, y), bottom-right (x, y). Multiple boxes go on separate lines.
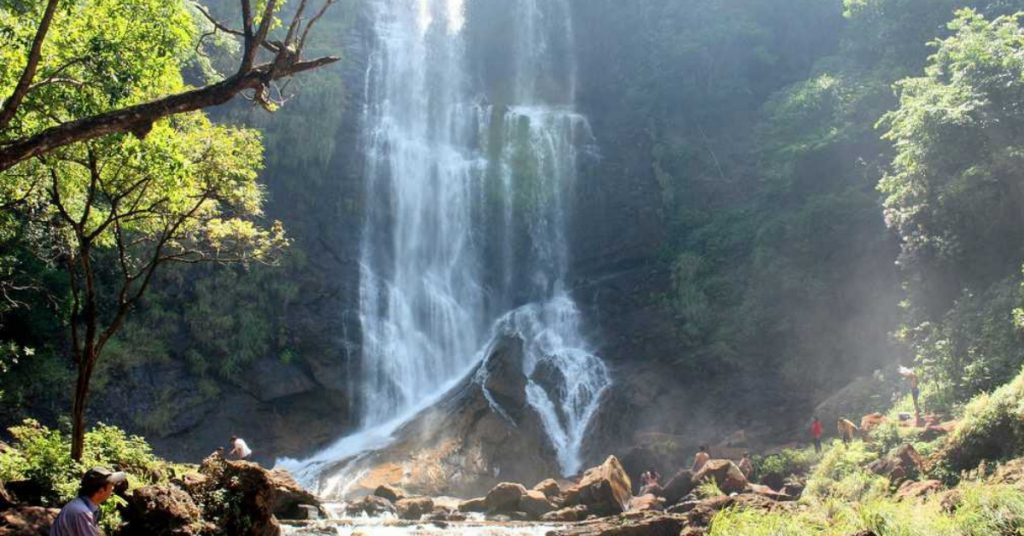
top-left (50, 467), bottom-right (127, 536)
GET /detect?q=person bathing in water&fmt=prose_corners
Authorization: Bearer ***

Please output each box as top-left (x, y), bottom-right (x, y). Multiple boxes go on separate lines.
top-left (692, 445), bottom-right (711, 473)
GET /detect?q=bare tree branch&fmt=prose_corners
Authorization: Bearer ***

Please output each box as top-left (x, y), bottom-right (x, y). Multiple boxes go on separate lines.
top-left (0, 1), bottom-right (339, 171)
top-left (0, 0), bottom-right (60, 130)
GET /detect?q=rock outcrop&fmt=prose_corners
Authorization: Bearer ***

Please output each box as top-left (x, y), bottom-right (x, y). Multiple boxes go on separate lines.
top-left (0, 506), bottom-right (59, 536)
top-left (565, 456), bottom-right (632, 517)
top-left (122, 485), bottom-right (204, 536)
top-left (692, 460), bottom-right (748, 495)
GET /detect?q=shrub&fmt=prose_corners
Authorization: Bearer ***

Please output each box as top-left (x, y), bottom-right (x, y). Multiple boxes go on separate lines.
top-left (804, 441), bottom-right (888, 502)
top-left (937, 367), bottom-right (1024, 476)
top-left (754, 447), bottom-right (818, 489)
top-left (0, 419), bottom-right (184, 532)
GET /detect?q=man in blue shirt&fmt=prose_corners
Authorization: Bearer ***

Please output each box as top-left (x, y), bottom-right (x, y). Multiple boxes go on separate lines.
top-left (50, 467), bottom-right (127, 536)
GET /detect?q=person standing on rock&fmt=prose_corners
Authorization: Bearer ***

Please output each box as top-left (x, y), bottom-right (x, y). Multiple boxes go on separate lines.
top-left (738, 452), bottom-right (753, 479)
top-left (692, 445), bottom-right (711, 473)
top-left (811, 417), bottom-right (823, 453)
top-left (50, 467), bottom-right (127, 536)
top-left (229, 435), bottom-right (252, 460)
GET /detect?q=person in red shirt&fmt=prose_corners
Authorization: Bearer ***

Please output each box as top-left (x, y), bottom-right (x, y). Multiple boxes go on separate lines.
top-left (810, 417), bottom-right (823, 453)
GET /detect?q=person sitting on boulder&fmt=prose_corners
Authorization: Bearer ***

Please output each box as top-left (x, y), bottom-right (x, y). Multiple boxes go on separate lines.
top-left (738, 452), bottom-right (753, 479)
top-left (811, 416), bottom-right (823, 453)
top-left (229, 435), bottom-right (252, 460)
top-left (837, 418), bottom-right (859, 444)
top-left (50, 467), bottom-right (127, 536)
top-left (692, 445), bottom-right (711, 473)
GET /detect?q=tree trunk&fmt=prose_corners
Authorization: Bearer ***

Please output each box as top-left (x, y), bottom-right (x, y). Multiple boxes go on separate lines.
top-left (70, 348), bottom-right (95, 461)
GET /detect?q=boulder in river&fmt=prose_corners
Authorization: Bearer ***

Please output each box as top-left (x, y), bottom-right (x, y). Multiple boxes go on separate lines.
top-left (692, 459), bottom-right (748, 495)
top-left (457, 497), bottom-right (487, 513)
top-left (532, 478), bottom-right (562, 500)
top-left (373, 484), bottom-right (405, 503)
top-left (344, 495), bottom-right (396, 517)
top-left (518, 489), bottom-right (557, 518)
top-left (484, 482), bottom-right (528, 513)
top-left (395, 497), bottom-right (434, 520)
top-left (541, 505), bottom-right (590, 522)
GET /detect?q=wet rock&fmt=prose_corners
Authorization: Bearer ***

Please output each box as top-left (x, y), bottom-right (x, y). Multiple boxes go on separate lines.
top-left (0, 506), bottom-right (59, 536)
top-left (457, 497), bottom-right (487, 513)
top-left (484, 482), bottom-right (528, 513)
top-left (373, 484), bottom-right (405, 503)
top-left (532, 478), bottom-right (562, 499)
top-left (665, 500), bottom-right (698, 514)
top-left (122, 485), bottom-right (203, 536)
top-left (660, 469), bottom-right (694, 504)
top-left (268, 469), bottom-right (319, 519)
top-left (395, 497), bottom-right (434, 520)
top-left (692, 460), bottom-right (748, 495)
top-left (626, 493), bottom-right (664, 512)
top-left (565, 456), bottom-right (632, 516)
top-left (519, 489), bottom-right (557, 518)
top-left (343, 495), bottom-right (395, 517)
top-left (541, 505), bottom-right (589, 522)
top-left (896, 480), bottom-right (943, 501)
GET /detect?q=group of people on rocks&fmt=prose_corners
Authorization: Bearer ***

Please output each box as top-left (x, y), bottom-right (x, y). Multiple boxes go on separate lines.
top-left (49, 435), bottom-right (253, 536)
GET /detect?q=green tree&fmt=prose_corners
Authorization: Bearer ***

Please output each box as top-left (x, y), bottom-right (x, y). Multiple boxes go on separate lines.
top-left (1, 0), bottom-right (288, 460)
top-left (0, 0), bottom-right (338, 171)
top-left (880, 9), bottom-right (1024, 397)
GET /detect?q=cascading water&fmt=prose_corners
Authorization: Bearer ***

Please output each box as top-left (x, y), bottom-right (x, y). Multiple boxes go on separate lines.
top-left (280, 0), bottom-right (609, 489)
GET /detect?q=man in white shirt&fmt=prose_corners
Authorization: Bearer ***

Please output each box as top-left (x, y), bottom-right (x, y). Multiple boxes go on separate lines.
top-left (229, 435), bottom-right (252, 460)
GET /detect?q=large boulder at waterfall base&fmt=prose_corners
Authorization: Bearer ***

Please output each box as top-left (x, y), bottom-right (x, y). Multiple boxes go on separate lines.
top-left (518, 489), bottom-right (558, 518)
top-left (121, 485), bottom-right (205, 536)
top-left (565, 456), bottom-right (632, 517)
top-left (395, 497), bottom-right (434, 520)
top-left (532, 478), bottom-right (563, 500)
top-left (373, 484), bottom-right (405, 503)
top-left (267, 468), bottom-right (320, 519)
top-left (692, 460), bottom-right (748, 495)
top-left (457, 497), bottom-right (488, 513)
top-left (661, 469), bottom-right (695, 504)
top-left (484, 482), bottom-right (529, 513)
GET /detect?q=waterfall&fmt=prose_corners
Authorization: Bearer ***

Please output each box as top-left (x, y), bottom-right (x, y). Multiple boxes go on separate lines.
top-left (280, 0), bottom-right (610, 487)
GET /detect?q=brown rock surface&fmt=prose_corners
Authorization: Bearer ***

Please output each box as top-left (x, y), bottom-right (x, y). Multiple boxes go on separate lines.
top-left (896, 480), bottom-right (943, 501)
top-left (343, 495), bottom-right (396, 517)
top-left (541, 505), bottom-right (589, 522)
top-left (660, 469), bottom-right (694, 504)
top-left (518, 489), bottom-right (557, 518)
top-left (0, 506), bottom-right (59, 536)
top-left (395, 497), bottom-right (434, 520)
top-left (532, 478), bottom-right (562, 499)
top-left (457, 497), bottom-right (487, 513)
top-left (626, 493), bottom-right (664, 512)
top-left (122, 485), bottom-right (203, 536)
top-left (566, 456), bottom-right (632, 516)
top-left (485, 482), bottom-right (529, 514)
top-left (373, 484), bottom-right (405, 503)
top-left (692, 459), bottom-right (748, 494)
top-left (548, 512), bottom-right (685, 536)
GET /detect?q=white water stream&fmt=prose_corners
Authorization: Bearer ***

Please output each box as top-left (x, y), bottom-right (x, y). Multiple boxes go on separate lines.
top-left (280, 0), bottom-right (609, 491)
